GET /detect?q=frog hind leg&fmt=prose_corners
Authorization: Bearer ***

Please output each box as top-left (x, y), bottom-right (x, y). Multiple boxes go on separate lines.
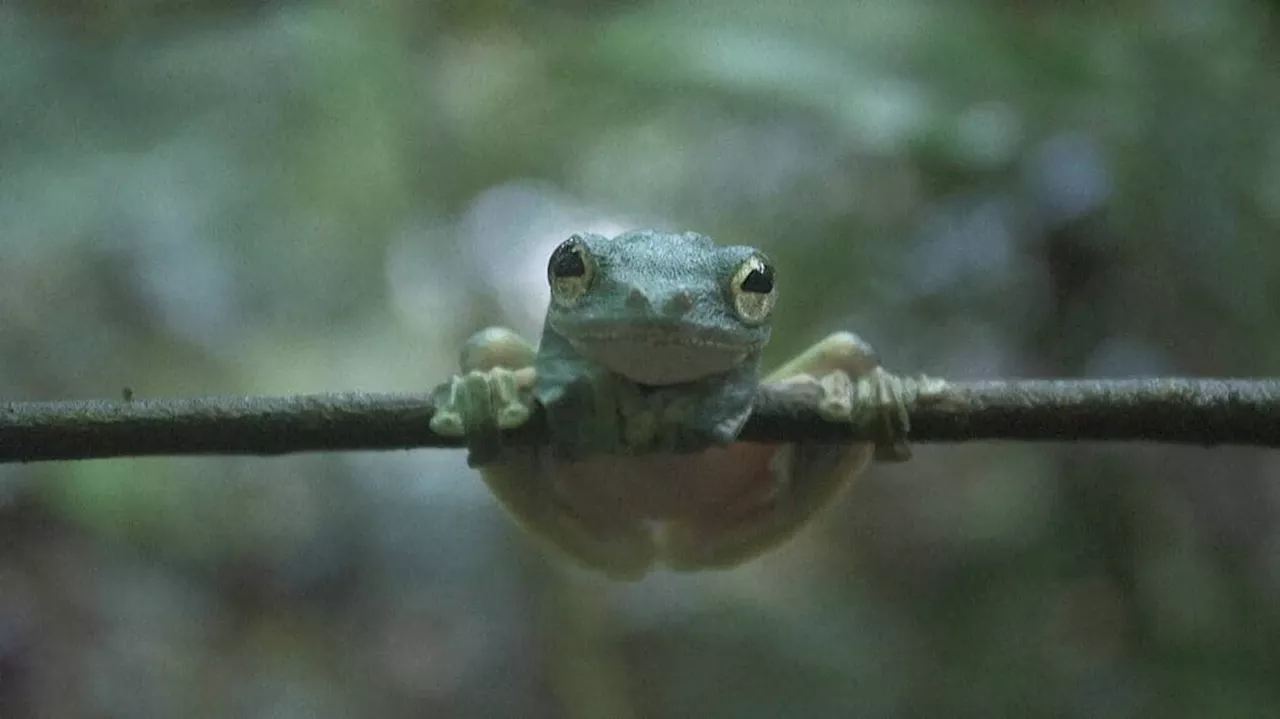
top-left (441, 328), bottom-right (657, 579)
top-left (660, 331), bottom-right (892, 571)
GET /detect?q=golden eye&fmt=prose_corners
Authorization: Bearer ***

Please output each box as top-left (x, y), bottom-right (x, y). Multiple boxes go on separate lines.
top-left (730, 254), bottom-right (777, 324)
top-left (547, 235), bottom-right (596, 306)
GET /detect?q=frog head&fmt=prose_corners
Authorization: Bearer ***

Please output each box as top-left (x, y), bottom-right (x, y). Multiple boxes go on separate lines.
top-left (542, 230), bottom-right (776, 386)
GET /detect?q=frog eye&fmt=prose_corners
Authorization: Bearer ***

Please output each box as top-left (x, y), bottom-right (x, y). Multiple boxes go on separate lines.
top-left (730, 253), bottom-right (777, 324)
top-left (547, 235), bottom-right (596, 306)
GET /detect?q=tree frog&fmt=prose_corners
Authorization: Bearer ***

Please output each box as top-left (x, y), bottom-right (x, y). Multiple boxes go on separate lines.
top-left (430, 230), bottom-right (909, 579)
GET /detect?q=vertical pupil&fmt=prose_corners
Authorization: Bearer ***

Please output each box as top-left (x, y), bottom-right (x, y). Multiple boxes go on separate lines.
top-left (740, 265), bottom-right (774, 293)
top-left (551, 246), bottom-right (586, 278)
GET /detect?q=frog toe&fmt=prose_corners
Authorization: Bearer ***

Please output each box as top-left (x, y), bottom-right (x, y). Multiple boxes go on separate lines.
top-left (429, 374), bottom-right (473, 436)
top-left (429, 410), bottom-right (466, 437)
top-left (815, 370), bottom-right (855, 420)
top-left (496, 403), bottom-right (531, 429)
top-left (860, 367), bottom-right (912, 462)
top-left (486, 367), bottom-right (535, 430)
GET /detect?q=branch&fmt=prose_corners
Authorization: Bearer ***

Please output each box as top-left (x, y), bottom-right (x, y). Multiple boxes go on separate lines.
top-left (0, 378), bottom-right (1277, 463)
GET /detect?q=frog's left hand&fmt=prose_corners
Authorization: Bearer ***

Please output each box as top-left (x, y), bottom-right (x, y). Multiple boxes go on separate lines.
top-left (779, 338), bottom-right (913, 463)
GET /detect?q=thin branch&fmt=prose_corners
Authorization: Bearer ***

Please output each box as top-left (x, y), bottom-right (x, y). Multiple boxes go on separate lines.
top-left (0, 378), bottom-right (1277, 463)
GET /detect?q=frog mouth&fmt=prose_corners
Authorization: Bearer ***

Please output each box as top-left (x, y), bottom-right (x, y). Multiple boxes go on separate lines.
top-left (563, 325), bottom-right (760, 386)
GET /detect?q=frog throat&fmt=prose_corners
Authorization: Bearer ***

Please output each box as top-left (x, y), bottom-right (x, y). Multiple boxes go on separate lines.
top-left (564, 330), bottom-right (756, 385)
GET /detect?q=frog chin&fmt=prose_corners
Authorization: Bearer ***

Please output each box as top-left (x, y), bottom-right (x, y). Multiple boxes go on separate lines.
top-left (571, 338), bottom-right (750, 386)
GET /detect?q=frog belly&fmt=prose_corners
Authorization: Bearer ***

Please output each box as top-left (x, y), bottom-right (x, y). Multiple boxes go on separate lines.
top-left (545, 444), bottom-right (778, 524)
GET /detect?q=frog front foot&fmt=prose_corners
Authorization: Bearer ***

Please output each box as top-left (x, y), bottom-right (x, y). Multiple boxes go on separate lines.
top-left (815, 366), bottom-right (912, 461)
top-left (430, 367), bottom-right (535, 466)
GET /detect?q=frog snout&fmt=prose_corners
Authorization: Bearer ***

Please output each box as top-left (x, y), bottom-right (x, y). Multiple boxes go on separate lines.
top-left (624, 288), bottom-right (695, 317)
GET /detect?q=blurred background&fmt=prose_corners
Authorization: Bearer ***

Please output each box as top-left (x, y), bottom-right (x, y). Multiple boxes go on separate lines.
top-left (2, 0), bottom-right (1280, 716)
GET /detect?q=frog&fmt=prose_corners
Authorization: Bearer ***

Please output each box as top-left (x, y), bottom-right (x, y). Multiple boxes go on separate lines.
top-left (430, 229), bottom-right (910, 580)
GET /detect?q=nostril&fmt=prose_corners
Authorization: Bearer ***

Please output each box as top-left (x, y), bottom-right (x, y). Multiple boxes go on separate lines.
top-left (626, 288), bottom-right (651, 311)
top-left (663, 291), bottom-right (694, 316)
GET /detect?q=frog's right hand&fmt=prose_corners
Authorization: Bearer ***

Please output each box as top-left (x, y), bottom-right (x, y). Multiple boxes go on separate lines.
top-left (430, 366), bottom-right (535, 466)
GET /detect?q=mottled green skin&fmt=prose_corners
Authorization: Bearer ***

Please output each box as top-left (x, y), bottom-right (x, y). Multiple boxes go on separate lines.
top-left (430, 230), bottom-right (888, 579)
